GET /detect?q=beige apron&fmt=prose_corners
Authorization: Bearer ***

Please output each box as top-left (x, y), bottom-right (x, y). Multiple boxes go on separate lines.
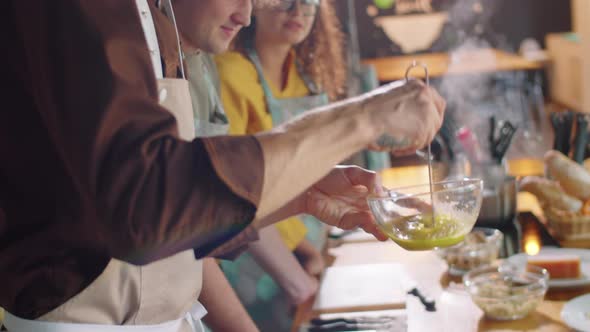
top-left (3, 1), bottom-right (205, 331)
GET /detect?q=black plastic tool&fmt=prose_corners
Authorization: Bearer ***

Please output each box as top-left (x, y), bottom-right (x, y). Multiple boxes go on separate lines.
top-left (550, 111), bottom-right (574, 155)
top-left (572, 113), bottom-right (589, 164)
top-left (408, 288), bottom-right (436, 312)
top-left (311, 316), bottom-right (396, 326)
top-left (493, 121), bottom-right (518, 164)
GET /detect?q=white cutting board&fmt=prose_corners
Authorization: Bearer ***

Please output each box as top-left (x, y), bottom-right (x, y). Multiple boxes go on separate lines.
top-left (329, 227), bottom-right (377, 243)
top-left (312, 263), bottom-right (414, 314)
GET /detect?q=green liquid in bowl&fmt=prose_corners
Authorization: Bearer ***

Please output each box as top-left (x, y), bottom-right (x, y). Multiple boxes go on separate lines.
top-left (378, 213), bottom-right (469, 251)
top-left (393, 234), bottom-right (466, 250)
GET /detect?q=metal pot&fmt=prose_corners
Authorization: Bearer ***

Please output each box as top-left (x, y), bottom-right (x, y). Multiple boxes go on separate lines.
top-left (476, 176), bottom-right (517, 227)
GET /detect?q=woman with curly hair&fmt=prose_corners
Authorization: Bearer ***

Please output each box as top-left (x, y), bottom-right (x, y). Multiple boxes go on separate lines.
top-left (218, 0), bottom-right (346, 131)
top-left (214, 0), bottom-right (346, 330)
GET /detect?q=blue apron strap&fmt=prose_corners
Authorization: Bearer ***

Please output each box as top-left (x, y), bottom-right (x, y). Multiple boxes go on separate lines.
top-left (244, 41), bottom-right (325, 106)
top-left (244, 43), bottom-right (280, 113)
top-left (295, 60), bottom-right (322, 95)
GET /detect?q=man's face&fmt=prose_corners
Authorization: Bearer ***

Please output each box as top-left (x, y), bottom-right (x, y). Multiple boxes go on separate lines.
top-left (173, 0), bottom-right (253, 54)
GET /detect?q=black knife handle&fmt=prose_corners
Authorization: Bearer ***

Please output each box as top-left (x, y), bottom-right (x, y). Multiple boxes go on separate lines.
top-left (550, 112), bottom-right (563, 152)
top-left (489, 116), bottom-right (497, 147)
top-left (572, 113), bottom-right (589, 164)
top-left (562, 111), bottom-right (574, 155)
top-left (307, 323), bottom-right (366, 332)
top-left (310, 318), bottom-right (349, 326)
top-left (408, 288), bottom-right (436, 312)
top-left (310, 316), bottom-right (395, 326)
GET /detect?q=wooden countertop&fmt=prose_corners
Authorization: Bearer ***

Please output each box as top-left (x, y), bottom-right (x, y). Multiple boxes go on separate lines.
top-left (362, 49), bottom-right (545, 82)
top-left (292, 159), bottom-right (589, 332)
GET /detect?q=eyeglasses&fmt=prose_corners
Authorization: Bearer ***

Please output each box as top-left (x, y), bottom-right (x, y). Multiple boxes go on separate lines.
top-left (274, 0), bottom-right (320, 16)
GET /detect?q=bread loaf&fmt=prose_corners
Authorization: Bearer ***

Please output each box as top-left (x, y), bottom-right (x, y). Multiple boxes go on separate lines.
top-left (544, 150), bottom-right (590, 200)
top-left (520, 176), bottom-right (583, 212)
top-left (527, 254), bottom-right (581, 279)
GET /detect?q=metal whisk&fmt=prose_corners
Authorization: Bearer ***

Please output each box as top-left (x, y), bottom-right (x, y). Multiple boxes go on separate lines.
top-left (405, 61), bottom-right (435, 227)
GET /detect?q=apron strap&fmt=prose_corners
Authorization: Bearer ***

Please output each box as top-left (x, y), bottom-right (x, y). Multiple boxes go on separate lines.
top-left (135, 0), bottom-right (163, 79)
top-left (159, 0), bottom-right (186, 79)
top-left (135, 0), bottom-right (186, 79)
top-left (244, 40), bottom-right (323, 106)
top-left (244, 45), bottom-right (278, 112)
top-left (294, 60), bottom-right (322, 95)
top-left (3, 303), bottom-right (207, 332)
top-left (184, 302), bottom-right (208, 331)
top-left (3, 311), bottom-right (183, 332)
top-left (244, 40), bottom-right (329, 127)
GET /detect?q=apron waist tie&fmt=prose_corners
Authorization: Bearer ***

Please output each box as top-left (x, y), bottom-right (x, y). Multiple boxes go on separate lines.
top-left (2, 302), bottom-right (207, 332)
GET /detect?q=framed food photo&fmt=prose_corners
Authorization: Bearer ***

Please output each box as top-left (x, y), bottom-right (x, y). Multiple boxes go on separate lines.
top-left (351, 0), bottom-right (572, 59)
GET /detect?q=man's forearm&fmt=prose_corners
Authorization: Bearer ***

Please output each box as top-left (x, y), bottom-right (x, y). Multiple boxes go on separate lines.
top-left (253, 97), bottom-right (380, 222)
top-left (251, 79), bottom-right (443, 230)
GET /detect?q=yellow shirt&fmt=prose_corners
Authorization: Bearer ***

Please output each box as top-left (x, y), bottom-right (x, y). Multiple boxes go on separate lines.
top-left (216, 51), bottom-right (309, 250)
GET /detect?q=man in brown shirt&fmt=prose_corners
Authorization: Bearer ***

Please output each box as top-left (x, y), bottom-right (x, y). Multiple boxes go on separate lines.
top-left (0, 0), bottom-right (445, 328)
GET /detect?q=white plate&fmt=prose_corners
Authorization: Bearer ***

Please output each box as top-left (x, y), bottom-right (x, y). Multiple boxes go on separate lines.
top-left (561, 294), bottom-right (590, 332)
top-left (506, 248), bottom-right (590, 288)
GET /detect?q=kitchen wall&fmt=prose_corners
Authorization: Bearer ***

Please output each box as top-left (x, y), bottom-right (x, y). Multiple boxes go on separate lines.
top-left (338, 0), bottom-right (572, 59)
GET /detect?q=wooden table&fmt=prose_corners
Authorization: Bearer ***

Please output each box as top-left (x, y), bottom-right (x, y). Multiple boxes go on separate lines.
top-left (362, 49), bottom-right (545, 82)
top-left (292, 160), bottom-right (590, 332)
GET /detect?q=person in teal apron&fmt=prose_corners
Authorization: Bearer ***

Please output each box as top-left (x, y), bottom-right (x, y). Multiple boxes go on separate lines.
top-left (243, 38), bottom-right (330, 253)
top-left (215, 1), bottom-right (347, 330)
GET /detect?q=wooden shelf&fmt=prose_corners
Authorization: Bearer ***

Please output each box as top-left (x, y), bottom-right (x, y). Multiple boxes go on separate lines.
top-left (362, 49), bottom-right (544, 82)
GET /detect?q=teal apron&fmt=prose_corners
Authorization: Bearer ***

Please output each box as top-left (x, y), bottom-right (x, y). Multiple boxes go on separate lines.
top-left (245, 45), bottom-right (329, 251)
top-left (247, 49), bottom-right (329, 127)
top-left (220, 45), bottom-right (329, 332)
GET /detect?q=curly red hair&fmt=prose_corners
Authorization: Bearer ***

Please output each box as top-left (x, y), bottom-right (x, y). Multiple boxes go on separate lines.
top-left (233, 0), bottom-right (347, 101)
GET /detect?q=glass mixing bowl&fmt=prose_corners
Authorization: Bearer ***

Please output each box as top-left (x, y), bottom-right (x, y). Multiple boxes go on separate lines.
top-left (367, 179), bottom-right (484, 251)
top-left (436, 227), bottom-right (504, 276)
top-left (463, 264), bottom-right (549, 320)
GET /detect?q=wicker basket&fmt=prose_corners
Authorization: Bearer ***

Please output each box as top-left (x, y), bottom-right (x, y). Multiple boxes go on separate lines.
top-left (543, 205), bottom-right (590, 240)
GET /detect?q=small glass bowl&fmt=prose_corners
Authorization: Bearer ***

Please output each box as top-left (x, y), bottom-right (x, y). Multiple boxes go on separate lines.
top-left (436, 227), bottom-right (503, 276)
top-left (367, 179), bottom-right (483, 251)
top-left (463, 264), bottom-right (549, 320)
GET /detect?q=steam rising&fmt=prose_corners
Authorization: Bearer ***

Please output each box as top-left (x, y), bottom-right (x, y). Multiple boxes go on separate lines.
top-left (437, 0), bottom-right (544, 162)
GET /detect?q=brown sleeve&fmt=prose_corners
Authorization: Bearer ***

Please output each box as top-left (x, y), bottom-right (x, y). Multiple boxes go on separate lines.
top-left (11, 1), bottom-right (263, 264)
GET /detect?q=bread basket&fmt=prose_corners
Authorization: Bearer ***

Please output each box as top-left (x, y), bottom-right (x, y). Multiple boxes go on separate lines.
top-left (542, 205), bottom-right (590, 240)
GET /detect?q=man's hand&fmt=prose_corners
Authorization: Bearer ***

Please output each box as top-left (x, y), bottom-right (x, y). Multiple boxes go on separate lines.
top-left (366, 79), bottom-right (446, 155)
top-left (301, 166), bottom-right (388, 241)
